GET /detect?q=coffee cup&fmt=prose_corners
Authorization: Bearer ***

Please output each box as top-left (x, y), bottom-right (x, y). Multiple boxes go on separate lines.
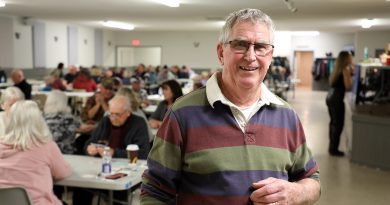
top-left (126, 144), bottom-right (139, 164)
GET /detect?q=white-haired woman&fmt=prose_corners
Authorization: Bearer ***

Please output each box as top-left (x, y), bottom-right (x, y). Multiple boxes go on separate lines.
top-left (43, 90), bottom-right (83, 154)
top-left (0, 100), bottom-right (72, 205)
top-left (0, 86), bottom-right (25, 136)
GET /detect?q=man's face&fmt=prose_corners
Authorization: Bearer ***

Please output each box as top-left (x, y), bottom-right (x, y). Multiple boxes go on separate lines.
top-left (108, 103), bottom-right (130, 127)
top-left (217, 21), bottom-right (273, 90)
top-left (11, 73), bottom-right (21, 84)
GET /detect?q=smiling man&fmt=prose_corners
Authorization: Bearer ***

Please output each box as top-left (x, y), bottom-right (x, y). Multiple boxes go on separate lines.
top-left (141, 8), bottom-right (320, 205)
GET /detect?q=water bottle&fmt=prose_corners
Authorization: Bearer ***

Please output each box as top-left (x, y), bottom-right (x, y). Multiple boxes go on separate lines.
top-left (101, 146), bottom-right (112, 176)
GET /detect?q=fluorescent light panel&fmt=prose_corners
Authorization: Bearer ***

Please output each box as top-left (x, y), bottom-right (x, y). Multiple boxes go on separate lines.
top-left (102, 21), bottom-right (134, 30)
top-left (0, 1), bottom-right (6, 7)
top-left (154, 0), bottom-right (180, 7)
top-left (361, 19), bottom-right (375, 29)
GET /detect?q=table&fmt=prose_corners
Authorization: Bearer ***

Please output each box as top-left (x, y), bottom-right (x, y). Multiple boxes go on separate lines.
top-left (56, 155), bottom-right (147, 205)
top-left (32, 90), bottom-right (94, 98)
top-left (143, 104), bottom-right (157, 115)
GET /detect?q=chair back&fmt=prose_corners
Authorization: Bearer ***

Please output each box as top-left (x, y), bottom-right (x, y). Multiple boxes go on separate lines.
top-left (0, 187), bottom-right (33, 205)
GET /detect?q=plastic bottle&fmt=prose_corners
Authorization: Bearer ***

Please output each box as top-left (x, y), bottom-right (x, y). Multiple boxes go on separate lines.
top-left (101, 146), bottom-right (112, 176)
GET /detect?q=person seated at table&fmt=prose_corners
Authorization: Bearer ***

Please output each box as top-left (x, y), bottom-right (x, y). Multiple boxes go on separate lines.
top-left (0, 86), bottom-right (25, 136)
top-left (149, 79), bottom-right (183, 129)
top-left (72, 68), bottom-right (97, 92)
top-left (10, 69), bottom-right (32, 99)
top-left (45, 70), bottom-right (67, 91)
top-left (43, 90), bottom-right (95, 154)
top-left (116, 87), bottom-right (154, 142)
top-left (130, 76), bottom-right (149, 108)
top-left (85, 95), bottom-right (150, 158)
top-left (80, 77), bottom-right (115, 124)
top-left (0, 100), bottom-right (72, 205)
top-left (64, 65), bottom-right (79, 85)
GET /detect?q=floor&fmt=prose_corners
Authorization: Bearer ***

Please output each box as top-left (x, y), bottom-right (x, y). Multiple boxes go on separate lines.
top-left (97, 89), bottom-right (390, 205)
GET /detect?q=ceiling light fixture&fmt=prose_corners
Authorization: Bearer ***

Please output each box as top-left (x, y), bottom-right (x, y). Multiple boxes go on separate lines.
top-left (154, 0), bottom-right (180, 8)
top-left (102, 21), bottom-right (135, 30)
top-left (283, 0), bottom-right (297, 13)
top-left (361, 19), bottom-right (375, 29)
top-left (0, 0), bottom-right (6, 7)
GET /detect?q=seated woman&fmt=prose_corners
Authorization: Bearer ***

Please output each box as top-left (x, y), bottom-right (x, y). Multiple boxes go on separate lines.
top-left (72, 68), bottom-right (97, 92)
top-left (0, 100), bottom-right (72, 205)
top-left (0, 86), bottom-right (25, 135)
top-left (149, 79), bottom-right (183, 129)
top-left (44, 90), bottom-right (94, 154)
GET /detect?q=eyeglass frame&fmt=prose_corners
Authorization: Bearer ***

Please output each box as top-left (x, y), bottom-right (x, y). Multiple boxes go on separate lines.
top-left (107, 110), bottom-right (129, 118)
top-left (225, 39), bottom-right (274, 57)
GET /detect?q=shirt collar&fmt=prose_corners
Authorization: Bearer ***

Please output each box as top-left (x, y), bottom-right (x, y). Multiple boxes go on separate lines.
top-left (206, 72), bottom-right (284, 108)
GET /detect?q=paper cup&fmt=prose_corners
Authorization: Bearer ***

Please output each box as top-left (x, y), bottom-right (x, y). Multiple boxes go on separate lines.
top-left (126, 144), bottom-right (139, 164)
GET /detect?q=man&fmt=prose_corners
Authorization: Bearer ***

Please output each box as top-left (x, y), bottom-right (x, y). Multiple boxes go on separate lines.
top-left (64, 65), bottom-right (79, 85)
top-left (11, 69), bottom-right (32, 99)
top-left (85, 95), bottom-right (150, 159)
top-left (141, 8), bottom-right (320, 205)
top-left (130, 77), bottom-right (149, 108)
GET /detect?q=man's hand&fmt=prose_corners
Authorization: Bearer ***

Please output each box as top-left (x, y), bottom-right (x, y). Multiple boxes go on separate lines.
top-left (250, 177), bottom-right (302, 205)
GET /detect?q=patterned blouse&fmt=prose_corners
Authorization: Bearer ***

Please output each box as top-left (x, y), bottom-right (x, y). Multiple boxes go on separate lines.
top-left (44, 113), bottom-right (81, 154)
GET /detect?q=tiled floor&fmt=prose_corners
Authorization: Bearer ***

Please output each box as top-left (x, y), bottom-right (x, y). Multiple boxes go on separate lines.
top-left (288, 89), bottom-right (390, 205)
top-left (112, 89), bottom-right (390, 205)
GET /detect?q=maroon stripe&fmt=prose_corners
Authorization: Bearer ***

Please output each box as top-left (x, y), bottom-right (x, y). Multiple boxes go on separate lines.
top-left (185, 123), bottom-right (306, 153)
top-left (177, 193), bottom-right (251, 205)
top-left (156, 113), bottom-right (182, 146)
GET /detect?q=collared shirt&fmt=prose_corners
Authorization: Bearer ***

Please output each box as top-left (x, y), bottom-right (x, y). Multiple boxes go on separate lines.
top-left (206, 72), bottom-right (283, 132)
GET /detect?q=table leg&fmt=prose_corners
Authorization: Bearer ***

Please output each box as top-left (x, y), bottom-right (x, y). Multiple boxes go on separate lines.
top-left (108, 190), bottom-right (113, 205)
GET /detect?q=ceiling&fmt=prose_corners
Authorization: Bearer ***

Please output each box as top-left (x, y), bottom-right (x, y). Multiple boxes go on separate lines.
top-left (1, 0), bottom-right (390, 32)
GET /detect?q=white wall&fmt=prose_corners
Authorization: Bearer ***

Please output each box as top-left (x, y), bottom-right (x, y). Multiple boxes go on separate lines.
top-left (0, 16), bottom-right (14, 68)
top-left (292, 32), bottom-right (355, 58)
top-left (355, 30), bottom-right (390, 62)
top-left (102, 30), bottom-right (116, 67)
top-left (45, 22), bottom-right (68, 68)
top-left (113, 31), bottom-right (220, 69)
top-left (13, 18), bottom-right (33, 68)
top-left (77, 26), bottom-right (95, 67)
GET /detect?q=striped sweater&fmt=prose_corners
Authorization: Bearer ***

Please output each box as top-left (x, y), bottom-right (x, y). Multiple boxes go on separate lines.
top-left (141, 87), bottom-right (319, 205)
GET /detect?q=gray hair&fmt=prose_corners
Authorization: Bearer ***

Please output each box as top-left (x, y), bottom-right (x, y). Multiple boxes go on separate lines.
top-left (0, 86), bottom-right (25, 106)
top-left (115, 87), bottom-right (140, 111)
top-left (218, 8), bottom-right (275, 44)
top-left (109, 95), bottom-right (132, 112)
top-left (44, 90), bottom-right (71, 114)
top-left (2, 100), bottom-right (52, 150)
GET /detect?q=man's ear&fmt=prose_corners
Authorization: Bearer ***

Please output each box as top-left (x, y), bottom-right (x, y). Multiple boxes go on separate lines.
top-left (217, 43), bottom-right (224, 66)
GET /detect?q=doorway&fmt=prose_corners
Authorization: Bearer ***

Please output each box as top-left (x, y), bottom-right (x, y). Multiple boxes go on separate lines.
top-left (294, 51), bottom-right (314, 89)
top-left (116, 46), bottom-right (162, 67)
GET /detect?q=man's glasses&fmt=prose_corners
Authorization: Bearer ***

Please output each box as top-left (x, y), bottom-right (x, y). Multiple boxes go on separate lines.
top-left (226, 40), bottom-right (274, 57)
top-left (108, 111), bottom-right (127, 118)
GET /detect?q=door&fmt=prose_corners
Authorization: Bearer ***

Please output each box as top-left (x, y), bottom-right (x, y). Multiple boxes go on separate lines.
top-left (294, 51), bottom-right (314, 89)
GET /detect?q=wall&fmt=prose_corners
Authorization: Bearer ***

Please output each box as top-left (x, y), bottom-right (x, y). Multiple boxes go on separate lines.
top-left (102, 30), bottom-right (116, 67)
top-left (0, 16), bottom-right (14, 68)
top-left (113, 31), bottom-right (220, 69)
top-left (45, 21), bottom-right (68, 68)
top-left (13, 17), bottom-right (33, 69)
top-left (292, 32), bottom-right (355, 58)
top-left (77, 26), bottom-right (95, 67)
top-left (355, 30), bottom-right (390, 62)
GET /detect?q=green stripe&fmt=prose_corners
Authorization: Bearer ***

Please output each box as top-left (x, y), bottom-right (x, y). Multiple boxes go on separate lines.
top-left (148, 137), bottom-right (182, 171)
top-left (140, 195), bottom-right (167, 205)
top-left (290, 143), bottom-right (314, 173)
top-left (172, 88), bottom-right (208, 111)
top-left (183, 145), bottom-right (295, 174)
